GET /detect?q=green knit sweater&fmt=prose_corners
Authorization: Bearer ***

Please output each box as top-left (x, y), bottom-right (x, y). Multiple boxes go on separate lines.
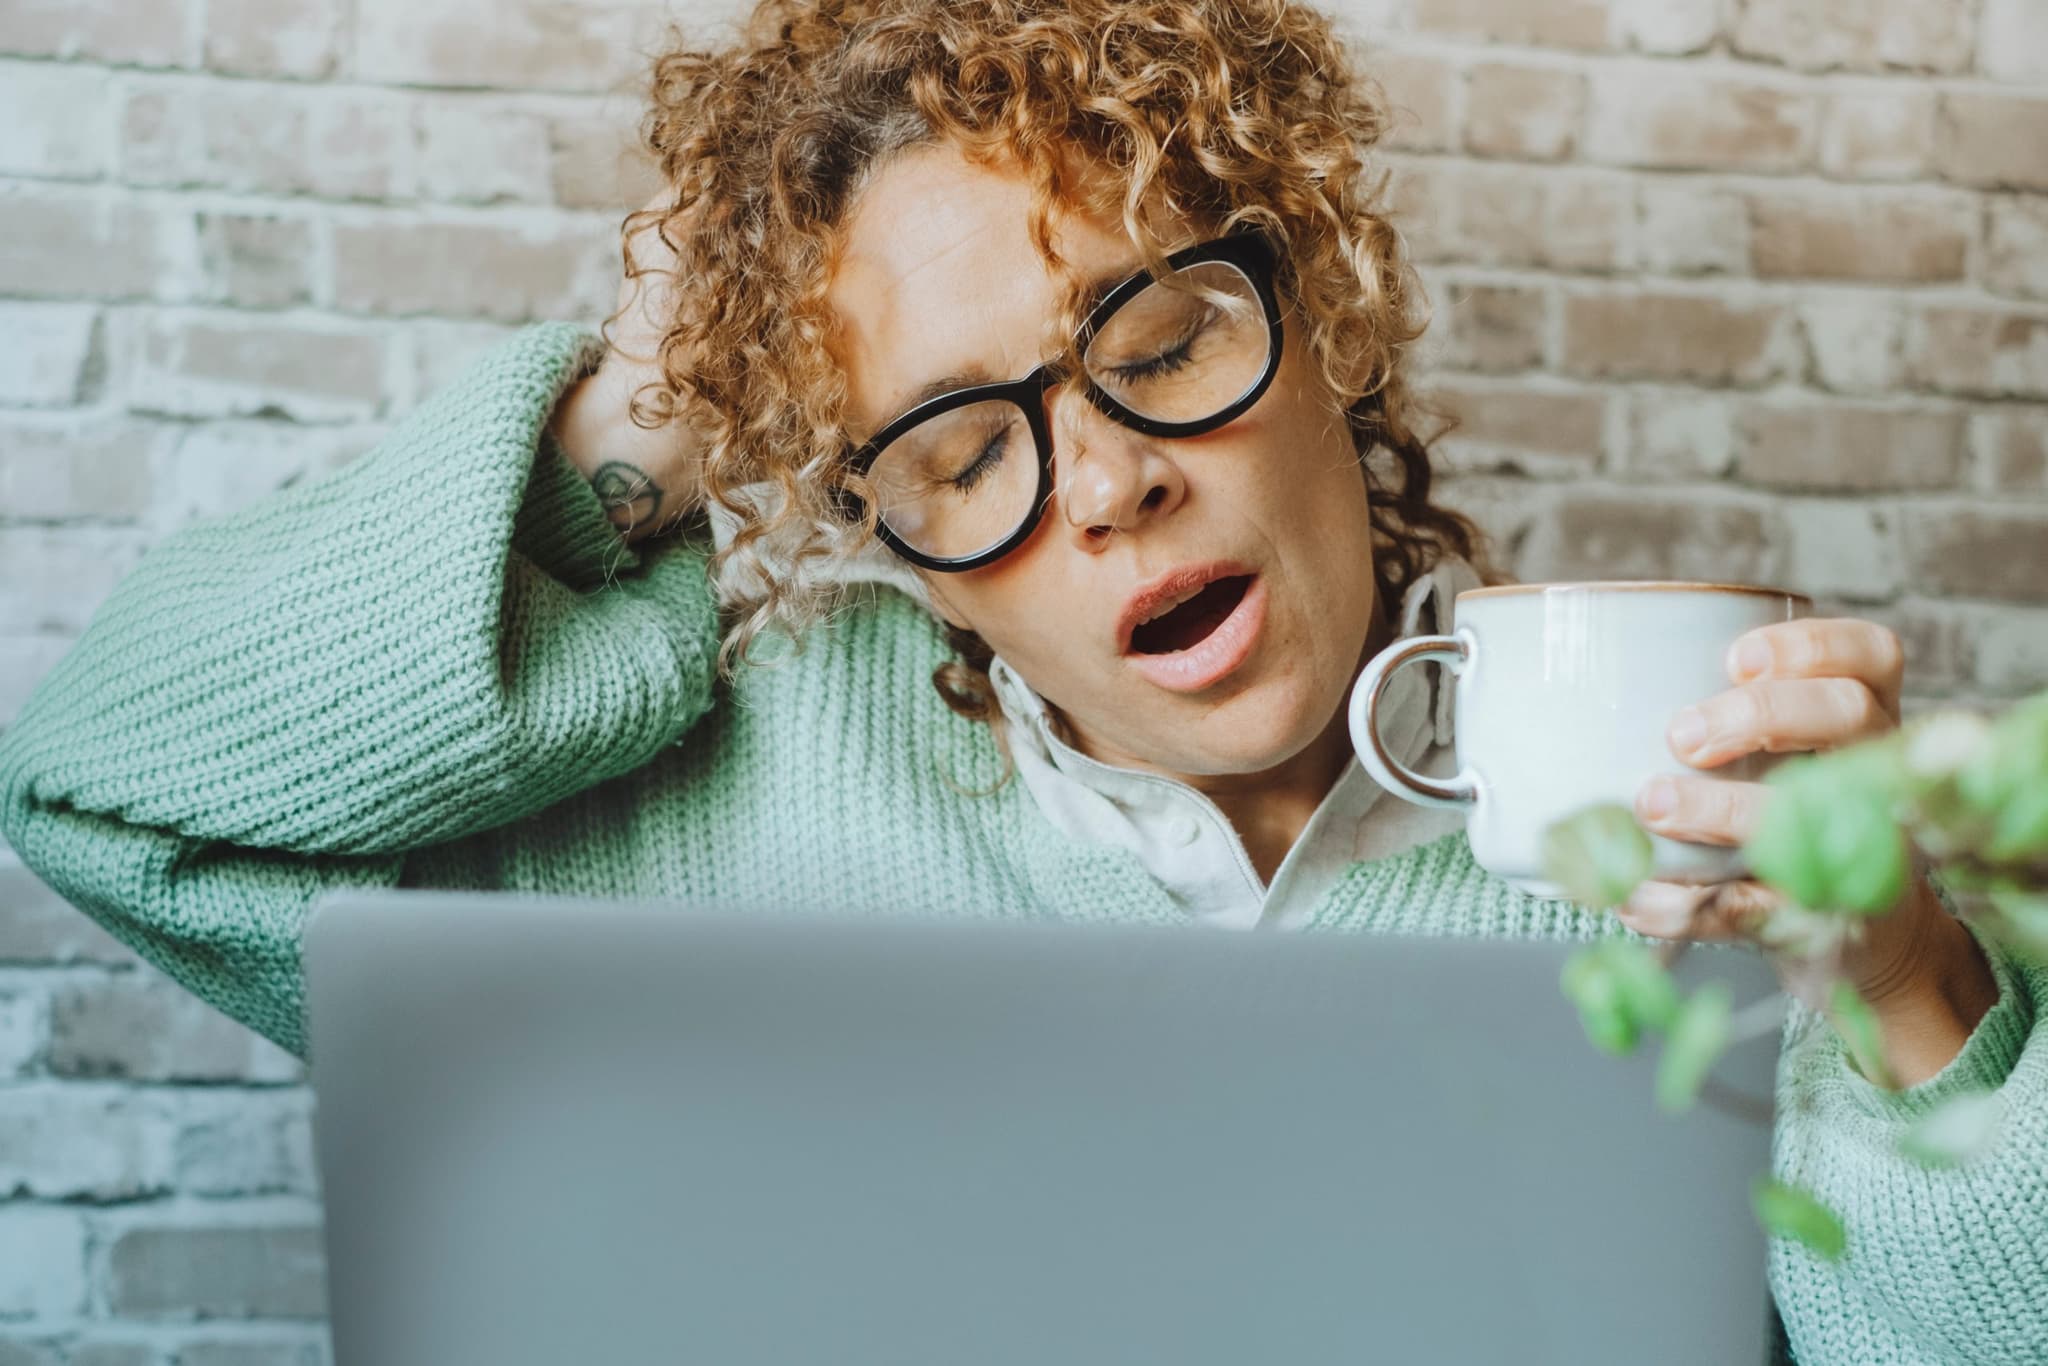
top-left (2, 323), bottom-right (2042, 1365)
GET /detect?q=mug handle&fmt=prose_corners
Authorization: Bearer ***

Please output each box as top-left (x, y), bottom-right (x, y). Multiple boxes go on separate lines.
top-left (1347, 631), bottom-right (1479, 811)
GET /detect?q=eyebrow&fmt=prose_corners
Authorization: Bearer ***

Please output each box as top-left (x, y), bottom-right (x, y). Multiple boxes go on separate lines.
top-left (865, 261), bottom-right (1147, 441)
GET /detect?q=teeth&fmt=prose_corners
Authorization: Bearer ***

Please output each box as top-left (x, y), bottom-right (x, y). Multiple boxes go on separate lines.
top-left (1141, 582), bottom-right (1209, 624)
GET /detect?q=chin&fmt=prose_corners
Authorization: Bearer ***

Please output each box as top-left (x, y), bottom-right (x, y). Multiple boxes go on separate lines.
top-left (1164, 673), bottom-right (1349, 777)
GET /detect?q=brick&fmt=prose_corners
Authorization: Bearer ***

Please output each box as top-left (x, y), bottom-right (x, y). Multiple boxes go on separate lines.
top-left (0, 861), bottom-right (142, 966)
top-left (1936, 93), bottom-right (2048, 191)
top-left (1633, 183), bottom-right (1747, 276)
top-left (106, 1225), bottom-right (327, 1319)
top-left (1876, 600), bottom-right (1977, 692)
top-left (1987, 198), bottom-right (2048, 301)
top-left (195, 213), bottom-right (317, 309)
top-left (0, 0), bottom-right (193, 65)
top-left (1973, 410), bottom-right (2048, 493)
top-left (0, 636), bottom-right (77, 727)
top-left (0, 302), bottom-right (99, 406)
top-left (1797, 293), bottom-right (1903, 394)
top-left (1431, 281), bottom-right (1547, 372)
top-left (1412, 0), bottom-right (1612, 49)
top-left (1464, 63), bottom-right (1584, 161)
top-left (1977, 0), bottom-right (2048, 82)
top-left (0, 528), bottom-right (145, 634)
top-left (0, 989), bottom-right (43, 1076)
top-left (1781, 500), bottom-right (1902, 603)
top-left (1974, 606), bottom-right (2048, 696)
top-left (1906, 505), bottom-right (2048, 602)
top-left (159, 423), bottom-right (375, 524)
top-left (49, 975), bottom-right (303, 1084)
top-left (65, 1345), bottom-right (159, 1366)
top-left (1562, 291), bottom-right (1800, 385)
top-left (173, 1090), bottom-right (318, 1197)
top-left (329, 215), bottom-right (612, 322)
top-left (1747, 187), bottom-right (1970, 284)
top-left (0, 188), bottom-right (191, 302)
top-left (1611, 0), bottom-right (1718, 53)
top-left (1623, 391), bottom-right (1734, 480)
top-left (1734, 0), bottom-right (1974, 73)
top-left (352, 0), bottom-right (654, 93)
top-left (0, 414), bottom-right (163, 519)
top-left (416, 99), bottom-right (553, 205)
top-left (1584, 67), bottom-right (1815, 172)
top-left (406, 319), bottom-right (522, 399)
top-left (1369, 52), bottom-right (1460, 154)
top-left (1521, 491), bottom-right (1781, 585)
top-left (0, 1207), bottom-right (86, 1317)
top-left (1424, 380), bottom-right (1606, 477)
top-left (203, 0), bottom-right (341, 78)
top-left (1817, 88), bottom-right (1936, 180)
top-left (1904, 304), bottom-right (2048, 399)
top-left (174, 1342), bottom-right (329, 1366)
top-left (121, 84), bottom-right (410, 202)
top-left (125, 313), bottom-right (391, 422)
top-left (0, 1085), bottom-right (175, 1199)
top-left (1391, 161), bottom-right (1626, 272)
top-left (549, 111), bottom-right (663, 212)
top-left (1736, 400), bottom-right (1965, 492)
top-left (0, 61), bottom-right (113, 178)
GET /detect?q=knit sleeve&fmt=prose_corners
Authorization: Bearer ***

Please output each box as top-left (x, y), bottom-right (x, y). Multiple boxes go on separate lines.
top-left (1769, 921), bottom-right (2048, 1365)
top-left (0, 322), bottom-right (722, 1058)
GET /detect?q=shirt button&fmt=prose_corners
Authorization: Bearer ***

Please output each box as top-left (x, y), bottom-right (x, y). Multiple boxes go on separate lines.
top-left (1168, 814), bottom-right (1202, 847)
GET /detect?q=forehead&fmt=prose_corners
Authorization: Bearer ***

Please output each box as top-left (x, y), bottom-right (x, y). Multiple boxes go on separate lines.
top-left (827, 143), bottom-right (1136, 433)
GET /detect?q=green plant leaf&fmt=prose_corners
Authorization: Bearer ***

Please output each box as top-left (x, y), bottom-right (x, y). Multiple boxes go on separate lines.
top-left (1902, 710), bottom-right (1990, 784)
top-left (1560, 948), bottom-right (1640, 1056)
top-left (1745, 781), bottom-right (1908, 916)
top-left (1899, 1090), bottom-right (2006, 1168)
top-left (1541, 804), bottom-right (1653, 911)
top-left (1656, 981), bottom-right (1732, 1112)
top-left (1752, 1177), bottom-right (1847, 1262)
top-left (1594, 938), bottom-right (1681, 1032)
top-left (1826, 980), bottom-right (1892, 1090)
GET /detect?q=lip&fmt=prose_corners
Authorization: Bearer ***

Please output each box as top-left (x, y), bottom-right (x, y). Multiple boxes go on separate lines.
top-left (1119, 566), bottom-right (1268, 694)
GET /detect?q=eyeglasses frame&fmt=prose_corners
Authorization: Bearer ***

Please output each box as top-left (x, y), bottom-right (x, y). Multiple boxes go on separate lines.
top-left (841, 230), bottom-right (1285, 574)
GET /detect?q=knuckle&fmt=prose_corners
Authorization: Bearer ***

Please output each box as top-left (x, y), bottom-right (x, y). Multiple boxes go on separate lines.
top-left (1828, 677), bottom-right (1881, 732)
top-left (1868, 622), bottom-right (1905, 677)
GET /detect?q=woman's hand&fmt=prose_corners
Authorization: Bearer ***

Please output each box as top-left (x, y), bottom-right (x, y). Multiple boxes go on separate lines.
top-left (1617, 616), bottom-right (1999, 1087)
top-left (548, 196), bottom-right (705, 543)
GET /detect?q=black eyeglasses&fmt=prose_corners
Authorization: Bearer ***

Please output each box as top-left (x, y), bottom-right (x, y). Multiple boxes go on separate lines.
top-left (842, 231), bottom-right (1284, 573)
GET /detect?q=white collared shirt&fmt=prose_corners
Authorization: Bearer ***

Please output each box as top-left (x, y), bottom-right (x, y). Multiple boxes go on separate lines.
top-left (986, 555), bottom-right (1480, 929)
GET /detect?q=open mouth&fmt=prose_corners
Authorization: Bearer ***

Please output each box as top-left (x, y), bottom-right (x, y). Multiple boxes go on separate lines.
top-left (1128, 574), bottom-right (1254, 656)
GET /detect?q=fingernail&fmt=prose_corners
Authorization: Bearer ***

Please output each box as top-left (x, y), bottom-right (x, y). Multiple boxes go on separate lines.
top-left (1669, 707), bottom-right (1707, 753)
top-left (1641, 776), bottom-right (1678, 820)
top-left (1730, 638), bottom-right (1770, 680)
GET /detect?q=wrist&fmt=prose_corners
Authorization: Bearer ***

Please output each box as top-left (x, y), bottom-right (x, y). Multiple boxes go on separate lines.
top-left (1846, 883), bottom-right (1999, 1089)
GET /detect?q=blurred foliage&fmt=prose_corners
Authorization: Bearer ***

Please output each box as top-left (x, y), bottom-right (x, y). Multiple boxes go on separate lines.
top-left (1752, 1178), bottom-right (1847, 1263)
top-left (1543, 687), bottom-right (2048, 1259)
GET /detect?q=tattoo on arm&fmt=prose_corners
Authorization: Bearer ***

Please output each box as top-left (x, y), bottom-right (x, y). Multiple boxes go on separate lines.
top-left (590, 461), bottom-right (665, 536)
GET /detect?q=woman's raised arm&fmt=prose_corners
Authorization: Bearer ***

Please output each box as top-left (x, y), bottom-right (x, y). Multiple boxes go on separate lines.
top-left (0, 319), bottom-right (723, 1060)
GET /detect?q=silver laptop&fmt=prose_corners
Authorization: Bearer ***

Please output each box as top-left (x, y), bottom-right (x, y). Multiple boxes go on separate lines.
top-left (304, 891), bottom-right (1782, 1365)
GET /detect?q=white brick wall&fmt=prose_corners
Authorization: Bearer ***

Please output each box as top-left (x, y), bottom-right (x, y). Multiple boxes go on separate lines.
top-left (0, 0), bottom-right (2045, 1354)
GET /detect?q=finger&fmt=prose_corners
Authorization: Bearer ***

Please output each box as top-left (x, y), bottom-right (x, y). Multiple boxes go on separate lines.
top-left (1726, 618), bottom-right (1905, 722)
top-left (1613, 879), bottom-right (1782, 943)
top-left (1668, 677), bottom-right (1894, 769)
top-left (1634, 772), bottom-right (1770, 847)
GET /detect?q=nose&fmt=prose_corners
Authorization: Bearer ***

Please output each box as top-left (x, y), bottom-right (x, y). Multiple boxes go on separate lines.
top-left (1049, 391), bottom-right (1186, 550)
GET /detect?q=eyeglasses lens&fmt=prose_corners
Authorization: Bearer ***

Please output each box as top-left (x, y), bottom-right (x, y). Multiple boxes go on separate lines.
top-left (866, 257), bottom-right (1270, 564)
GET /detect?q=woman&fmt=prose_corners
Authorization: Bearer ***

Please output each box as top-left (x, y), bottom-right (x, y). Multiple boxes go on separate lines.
top-left (1, 1), bottom-right (2040, 1359)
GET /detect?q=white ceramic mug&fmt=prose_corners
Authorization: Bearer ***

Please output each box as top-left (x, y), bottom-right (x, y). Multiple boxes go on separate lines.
top-left (1349, 580), bottom-right (1813, 898)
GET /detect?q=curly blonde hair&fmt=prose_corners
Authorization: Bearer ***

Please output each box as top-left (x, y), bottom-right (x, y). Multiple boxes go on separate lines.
top-left (623, 0), bottom-right (1502, 727)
